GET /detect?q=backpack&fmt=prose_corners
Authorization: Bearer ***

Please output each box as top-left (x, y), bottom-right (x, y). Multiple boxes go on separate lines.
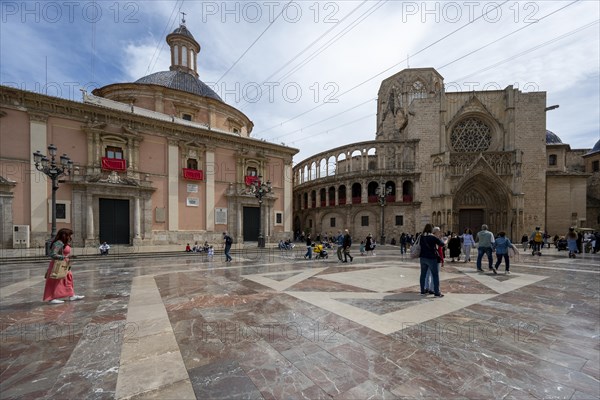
top-left (534, 231), bottom-right (543, 243)
top-left (225, 235), bottom-right (233, 245)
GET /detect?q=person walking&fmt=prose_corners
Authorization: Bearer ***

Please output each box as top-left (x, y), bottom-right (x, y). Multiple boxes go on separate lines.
top-left (461, 228), bottom-right (475, 263)
top-left (343, 229), bottom-right (353, 263)
top-left (521, 233), bottom-right (530, 251)
top-left (424, 227), bottom-right (446, 294)
top-left (43, 228), bottom-right (85, 304)
top-left (304, 233), bottom-right (313, 260)
top-left (419, 224), bottom-right (445, 298)
top-left (223, 232), bottom-right (233, 262)
top-left (448, 232), bottom-right (461, 262)
top-left (494, 231), bottom-right (515, 274)
top-left (566, 227), bottom-right (578, 258)
top-left (336, 230), bottom-right (344, 261)
top-left (365, 233), bottom-right (375, 256)
top-left (400, 233), bottom-right (408, 255)
top-left (476, 224), bottom-right (495, 272)
top-left (530, 227), bottom-right (544, 256)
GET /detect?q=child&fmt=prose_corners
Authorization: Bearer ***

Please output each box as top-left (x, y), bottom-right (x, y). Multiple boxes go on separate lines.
top-left (185, 243), bottom-right (192, 252)
top-left (359, 240), bottom-right (366, 255)
top-left (208, 245), bottom-right (214, 258)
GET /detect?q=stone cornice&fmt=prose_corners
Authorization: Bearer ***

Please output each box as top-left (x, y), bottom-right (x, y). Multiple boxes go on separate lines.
top-left (0, 85), bottom-right (298, 157)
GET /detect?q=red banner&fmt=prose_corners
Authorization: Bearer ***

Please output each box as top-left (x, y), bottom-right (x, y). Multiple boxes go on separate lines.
top-left (101, 157), bottom-right (126, 171)
top-left (183, 168), bottom-right (204, 181)
top-left (245, 175), bottom-right (259, 186)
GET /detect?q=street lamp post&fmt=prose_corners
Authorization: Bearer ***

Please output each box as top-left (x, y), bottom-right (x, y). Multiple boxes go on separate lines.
top-left (251, 176), bottom-right (272, 248)
top-left (376, 182), bottom-right (392, 245)
top-left (33, 144), bottom-right (73, 255)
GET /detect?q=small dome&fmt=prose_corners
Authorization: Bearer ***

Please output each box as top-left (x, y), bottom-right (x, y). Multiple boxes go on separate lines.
top-left (171, 25), bottom-right (195, 40)
top-left (135, 71), bottom-right (222, 101)
top-left (546, 130), bottom-right (563, 144)
top-left (587, 139), bottom-right (600, 155)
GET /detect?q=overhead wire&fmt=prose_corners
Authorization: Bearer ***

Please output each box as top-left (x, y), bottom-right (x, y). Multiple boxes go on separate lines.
top-left (254, 0), bottom-right (511, 136)
top-left (146, 0), bottom-right (184, 76)
top-left (214, 0), bottom-right (293, 85)
top-left (288, 18), bottom-right (597, 151)
top-left (238, 0), bottom-right (379, 110)
top-left (257, 0), bottom-right (585, 144)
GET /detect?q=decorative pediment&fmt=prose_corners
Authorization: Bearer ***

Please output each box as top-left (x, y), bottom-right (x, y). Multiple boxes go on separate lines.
top-left (87, 171), bottom-right (139, 186)
top-left (452, 154), bottom-right (509, 197)
top-left (447, 95), bottom-right (501, 131)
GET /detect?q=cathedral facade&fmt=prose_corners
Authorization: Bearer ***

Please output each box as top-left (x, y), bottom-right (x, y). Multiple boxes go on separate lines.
top-left (0, 22), bottom-right (297, 249)
top-left (292, 68), bottom-right (594, 241)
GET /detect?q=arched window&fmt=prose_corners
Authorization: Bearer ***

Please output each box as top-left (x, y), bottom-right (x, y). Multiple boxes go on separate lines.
top-left (548, 154), bottom-right (557, 166)
top-left (367, 181), bottom-right (379, 203)
top-left (402, 181), bottom-right (413, 203)
top-left (338, 185), bottom-right (347, 205)
top-left (319, 188), bottom-right (326, 207)
top-left (328, 187), bottom-right (336, 206)
top-left (352, 183), bottom-right (362, 204)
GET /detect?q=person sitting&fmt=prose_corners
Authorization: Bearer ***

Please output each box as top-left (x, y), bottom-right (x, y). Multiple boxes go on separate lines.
top-left (284, 239), bottom-right (295, 250)
top-left (278, 240), bottom-right (286, 250)
top-left (192, 241), bottom-right (201, 252)
top-left (390, 237), bottom-right (397, 246)
top-left (99, 242), bottom-right (110, 255)
top-left (203, 241), bottom-right (210, 252)
top-left (185, 243), bottom-right (192, 252)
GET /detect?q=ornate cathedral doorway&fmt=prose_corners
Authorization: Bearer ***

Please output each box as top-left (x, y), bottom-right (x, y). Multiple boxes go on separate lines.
top-left (458, 209), bottom-right (484, 233)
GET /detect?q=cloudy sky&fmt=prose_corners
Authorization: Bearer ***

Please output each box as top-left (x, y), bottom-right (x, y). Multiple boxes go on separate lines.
top-left (1, 0), bottom-right (598, 162)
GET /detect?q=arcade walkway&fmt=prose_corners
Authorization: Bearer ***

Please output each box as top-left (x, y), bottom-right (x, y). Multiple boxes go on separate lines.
top-left (1, 247), bottom-right (599, 399)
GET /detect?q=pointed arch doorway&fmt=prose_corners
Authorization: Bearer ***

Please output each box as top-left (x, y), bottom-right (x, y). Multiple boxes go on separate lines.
top-left (453, 176), bottom-right (511, 236)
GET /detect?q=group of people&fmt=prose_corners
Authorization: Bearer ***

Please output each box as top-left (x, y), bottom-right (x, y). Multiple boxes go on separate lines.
top-left (185, 241), bottom-right (214, 255)
top-left (303, 229), bottom-right (354, 262)
top-left (417, 223), bottom-right (518, 299)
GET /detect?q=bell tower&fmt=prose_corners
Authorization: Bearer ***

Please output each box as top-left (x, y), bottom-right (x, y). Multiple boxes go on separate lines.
top-left (166, 13), bottom-right (200, 78)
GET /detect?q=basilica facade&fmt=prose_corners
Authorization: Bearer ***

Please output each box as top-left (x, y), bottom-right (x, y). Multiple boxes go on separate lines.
top-left (0, 22), bottom-right (297, 249)
top-left (292, 68), bottom-right (595, 241)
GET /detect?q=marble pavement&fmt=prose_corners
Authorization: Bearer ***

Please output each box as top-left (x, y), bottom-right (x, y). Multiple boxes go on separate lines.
top-left (1, 247), bottom-right (599, 399)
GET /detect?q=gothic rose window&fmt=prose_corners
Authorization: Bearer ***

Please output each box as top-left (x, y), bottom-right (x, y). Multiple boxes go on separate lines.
top-left (450, 118), bottom-right (492, 152)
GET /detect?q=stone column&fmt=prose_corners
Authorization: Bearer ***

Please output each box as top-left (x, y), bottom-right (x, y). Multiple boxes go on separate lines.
top-left (134, 197), bottom-right (141, 238)
top-left (283, 161), bottom-right (292, 233)
top-left (205, 148), bottom-right (215, 231)
top-left (86, 195), bottom-right (94, 241)
top-left (167, 140), bottom-right (179, 231)
top-left (29, 113), bottom-right (48, 240)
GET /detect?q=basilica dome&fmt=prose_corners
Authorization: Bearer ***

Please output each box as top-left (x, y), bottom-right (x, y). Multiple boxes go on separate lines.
top-left (135, 71), bottom-right (221, 101)
top-left (545, 130), bottom-right (563, 144)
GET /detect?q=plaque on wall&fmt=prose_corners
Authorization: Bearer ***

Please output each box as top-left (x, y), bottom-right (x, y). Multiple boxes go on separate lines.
top-left (187, 184), bottom-right (198, 193)
top-left (187, 197), bottom-right (199, 207)
top-left (215, 208), bottom-right (227, 225)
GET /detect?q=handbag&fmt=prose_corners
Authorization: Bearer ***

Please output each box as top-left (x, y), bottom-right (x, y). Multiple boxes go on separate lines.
top-left (410, 236), bottom-right (421, 258)
top-left (48, 259), bottom-right (71, 279)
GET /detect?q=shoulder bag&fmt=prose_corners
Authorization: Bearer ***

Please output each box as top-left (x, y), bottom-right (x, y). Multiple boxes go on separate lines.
top-left (48, 259), bottom-right (71, 279)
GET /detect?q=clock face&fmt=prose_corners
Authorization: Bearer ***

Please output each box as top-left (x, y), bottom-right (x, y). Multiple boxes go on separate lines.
top-left (412, 81), bottom-right (423, 91)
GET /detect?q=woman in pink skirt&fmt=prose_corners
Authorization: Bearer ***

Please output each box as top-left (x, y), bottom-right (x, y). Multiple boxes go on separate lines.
top-left (43, 228), bottom-right (84, 304)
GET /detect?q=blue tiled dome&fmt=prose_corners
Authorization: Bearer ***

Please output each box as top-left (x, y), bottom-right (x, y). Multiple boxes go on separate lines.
top-left (171, 25), bottom-right (195, 39)
top-left (546, 130), bottom-right (563, 144)
top-left (135, 71), bottom-right (222, 101)
top-left (588, 139), bottom-right (600, 155)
